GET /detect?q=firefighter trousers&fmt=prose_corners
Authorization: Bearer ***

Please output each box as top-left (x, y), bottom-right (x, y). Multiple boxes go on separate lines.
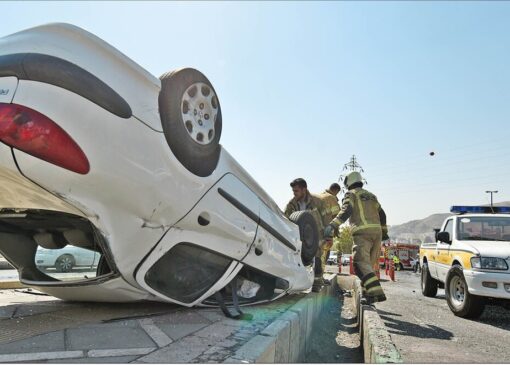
top-left (352, 228), bottom-right (381, 277)
top-left (352, 228), bottom-right (386, 300)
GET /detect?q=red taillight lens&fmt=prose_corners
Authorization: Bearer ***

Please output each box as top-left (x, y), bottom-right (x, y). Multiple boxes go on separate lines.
top-left (0, 103), bottom-right (89, 174)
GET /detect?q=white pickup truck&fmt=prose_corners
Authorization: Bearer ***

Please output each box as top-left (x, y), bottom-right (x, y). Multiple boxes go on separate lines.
top-left (420, 206), bottom-right (510, 318)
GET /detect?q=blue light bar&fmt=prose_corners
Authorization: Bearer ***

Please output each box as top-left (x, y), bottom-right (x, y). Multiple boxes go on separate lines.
top-left (451, 206), bottom-right (510, 214)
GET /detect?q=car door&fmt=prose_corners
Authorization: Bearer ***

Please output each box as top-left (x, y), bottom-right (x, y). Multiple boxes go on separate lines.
top-left (134, 173), bottom-right (261, 306)
top-left (435, 218), bottom-right (454, 282)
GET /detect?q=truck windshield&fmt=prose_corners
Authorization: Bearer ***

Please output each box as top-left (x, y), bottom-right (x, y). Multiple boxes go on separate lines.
top-left (458, 216), bottom-right (510, 241)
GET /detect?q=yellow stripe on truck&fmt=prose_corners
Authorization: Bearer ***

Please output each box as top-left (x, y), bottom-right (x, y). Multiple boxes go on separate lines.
top-left (420, 247), bottom-right (475, 269)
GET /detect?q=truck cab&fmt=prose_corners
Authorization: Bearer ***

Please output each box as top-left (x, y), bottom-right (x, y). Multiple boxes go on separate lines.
top-left (420, 206), bottom-right (510, 318)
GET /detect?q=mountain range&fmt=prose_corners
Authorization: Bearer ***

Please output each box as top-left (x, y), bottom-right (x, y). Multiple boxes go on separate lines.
top-left (388, 201), bottom-right (510, 243)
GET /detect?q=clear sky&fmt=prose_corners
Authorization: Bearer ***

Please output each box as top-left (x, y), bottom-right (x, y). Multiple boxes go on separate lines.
top-left (2, 1), bottom-right (510, 225)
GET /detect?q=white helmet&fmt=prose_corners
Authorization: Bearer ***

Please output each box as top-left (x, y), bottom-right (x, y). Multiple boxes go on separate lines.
top-left (344, 171), bottom-right (363, 189)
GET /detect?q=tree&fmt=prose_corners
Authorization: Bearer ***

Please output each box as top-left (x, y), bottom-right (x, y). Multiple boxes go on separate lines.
top-left (334, 225), bottom-right (354, 254)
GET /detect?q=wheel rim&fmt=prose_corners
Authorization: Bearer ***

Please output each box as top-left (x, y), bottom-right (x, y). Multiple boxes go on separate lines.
top-left (181, 82), bottom-right (218, 145)
top-left (449, 275), bottom-right (465, 308)
top-left (59, 256), bottom-right (73, 271)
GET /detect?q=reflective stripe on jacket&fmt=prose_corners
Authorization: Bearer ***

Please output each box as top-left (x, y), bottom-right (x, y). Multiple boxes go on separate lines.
top-left (331, 187), bottom-right (387, 234)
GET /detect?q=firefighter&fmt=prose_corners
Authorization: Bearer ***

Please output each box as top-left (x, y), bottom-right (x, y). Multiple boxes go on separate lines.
top-left (284, 178), bottom-right (329, 292)
top-left (324, 171), bottom-right (389, 303)
top-left (393, 255), bottom-right (401, 271)
top-left (317, 183), bottom-right (341, 280)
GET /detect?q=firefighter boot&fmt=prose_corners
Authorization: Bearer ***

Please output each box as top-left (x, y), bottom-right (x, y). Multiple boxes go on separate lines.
top-left (361, 272), bottom-right (387, 304)
top-left (312, 276), bottom-right (323, 293)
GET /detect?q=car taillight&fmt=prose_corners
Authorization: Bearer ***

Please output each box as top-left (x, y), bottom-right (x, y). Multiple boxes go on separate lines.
top-left (0, 103), bottom-right (89, 174)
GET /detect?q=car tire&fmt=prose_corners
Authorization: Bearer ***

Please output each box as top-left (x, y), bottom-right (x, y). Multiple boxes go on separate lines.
top-left (159, 68), bottom-right (222, 177)
top-left (421, 262), bottom-right (438, 297)
top-left (55, 254), bottom-right (75, 273)
top-left (445, 265), bottom-right (485, 318)
top-left (288, 211), bottom-right (319, 266)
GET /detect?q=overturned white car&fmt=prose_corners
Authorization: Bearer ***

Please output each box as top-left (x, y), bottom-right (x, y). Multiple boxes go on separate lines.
top-left (0, 23), bottom-right (318, 312)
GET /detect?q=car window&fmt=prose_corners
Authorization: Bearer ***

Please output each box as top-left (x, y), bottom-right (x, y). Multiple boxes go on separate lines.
top-left (458, 216), bottom-right (510, 241)
top-left (35, 245), bottom-right (102, 281)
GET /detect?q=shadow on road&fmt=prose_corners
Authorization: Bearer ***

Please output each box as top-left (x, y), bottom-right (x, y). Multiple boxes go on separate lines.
top-left (305, 289), bottom-right (362, 363)
top-left (377, 309), bottom-right (402, 317)
top-left (379, 311), bottom-right (454, 340)
top-left (474, 300), bottom-right (510, 330)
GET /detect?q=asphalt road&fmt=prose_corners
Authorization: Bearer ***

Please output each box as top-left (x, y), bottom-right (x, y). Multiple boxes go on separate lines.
top-left (376, 270), bottom-right (510, 363)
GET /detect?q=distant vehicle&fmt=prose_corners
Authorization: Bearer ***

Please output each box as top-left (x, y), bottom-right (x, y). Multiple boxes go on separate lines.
top-left (420, 206), bottom-right (510, 318)
top-left (409, 257), bottom-right (420, 273)
top-left (327, 252), bottom-right (338, 265)
top-left (342, 254), bottom-right (352, 266)
top-left (380, 243), bottom-right (420, 270)
top-left (36, 246), bottom-right (100, 272)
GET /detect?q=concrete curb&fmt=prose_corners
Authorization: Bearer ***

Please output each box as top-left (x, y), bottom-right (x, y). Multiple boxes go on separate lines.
top-left (352, 277), bottom-right (402, 363)
top-left (223, 273), bottom-right (336, 363)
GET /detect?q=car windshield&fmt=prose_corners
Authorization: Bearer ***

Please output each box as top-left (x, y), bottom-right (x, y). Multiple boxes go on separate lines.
top-left (458, 216), bottom-right (510, 241)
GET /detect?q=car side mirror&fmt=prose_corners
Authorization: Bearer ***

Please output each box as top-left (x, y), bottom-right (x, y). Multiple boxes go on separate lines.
top-left (437, 231), bottom-right (451, 244)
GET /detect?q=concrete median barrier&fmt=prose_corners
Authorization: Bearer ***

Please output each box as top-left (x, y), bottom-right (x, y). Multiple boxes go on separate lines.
top-left (224, 273), bottom-right (337, 363)
top-left (351, 276), bottom-right (402, 363)
top-left (0, 274), bottom-right (338, 363)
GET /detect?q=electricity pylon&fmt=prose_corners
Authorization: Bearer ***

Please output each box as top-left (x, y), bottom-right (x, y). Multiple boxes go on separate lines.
top-left (338, 155), bottom-right (367, 191)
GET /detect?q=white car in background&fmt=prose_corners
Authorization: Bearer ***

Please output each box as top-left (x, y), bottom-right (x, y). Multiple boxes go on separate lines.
top-left (0, 23), bottom-right (317, 310)
top-left (36, 245), bottom-right (100, 272)
top-left (326, 252), bottom-right (338, 265)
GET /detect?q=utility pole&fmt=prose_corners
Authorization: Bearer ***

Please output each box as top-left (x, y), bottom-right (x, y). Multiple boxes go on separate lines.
top-left (486, 190), bottom-right (498, 210)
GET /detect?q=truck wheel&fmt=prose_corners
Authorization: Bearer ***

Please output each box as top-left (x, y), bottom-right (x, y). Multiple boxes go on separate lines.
top-left (159, 68), bottom-right (222, 177)
top-left (421, 262), bottom-right (438, 297)
top-left (445, 265), bottom-right (485, 318)
top-left (288, 211), bottom-right (319, 267)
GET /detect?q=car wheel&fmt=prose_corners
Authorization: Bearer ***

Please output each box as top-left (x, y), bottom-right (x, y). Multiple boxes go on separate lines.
top-left (159, 68), bottom-right (222, 177)
top-left (421, 262), bottom-right (438, 297)
top-left (445, 265), bottom-right (485, 318)
top-left (289, 211), bottom-right (319, 266)
top-left (56, 254), bottom-right (75, 273)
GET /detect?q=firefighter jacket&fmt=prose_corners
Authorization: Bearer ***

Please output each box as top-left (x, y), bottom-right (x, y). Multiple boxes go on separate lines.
top-left (330, 187), bottom-right (388, 235)
top-left (317, 190), bottom-right (340, 222)
top-left (318, 189), bottom-right (340, 236)
top-left (284, 190), bottom-right (329, 237)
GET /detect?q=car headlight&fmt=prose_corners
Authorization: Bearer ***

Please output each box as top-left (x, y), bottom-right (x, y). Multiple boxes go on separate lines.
top-left (471, 257), bottom-right (509, 270)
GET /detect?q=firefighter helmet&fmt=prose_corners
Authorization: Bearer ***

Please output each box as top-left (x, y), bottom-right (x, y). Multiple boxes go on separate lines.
top-left (344, 171), bottom-right (363, 189)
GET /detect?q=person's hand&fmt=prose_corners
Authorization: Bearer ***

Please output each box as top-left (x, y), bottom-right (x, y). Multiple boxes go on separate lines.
top-left (324, 224), bottom-right (334, 238)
